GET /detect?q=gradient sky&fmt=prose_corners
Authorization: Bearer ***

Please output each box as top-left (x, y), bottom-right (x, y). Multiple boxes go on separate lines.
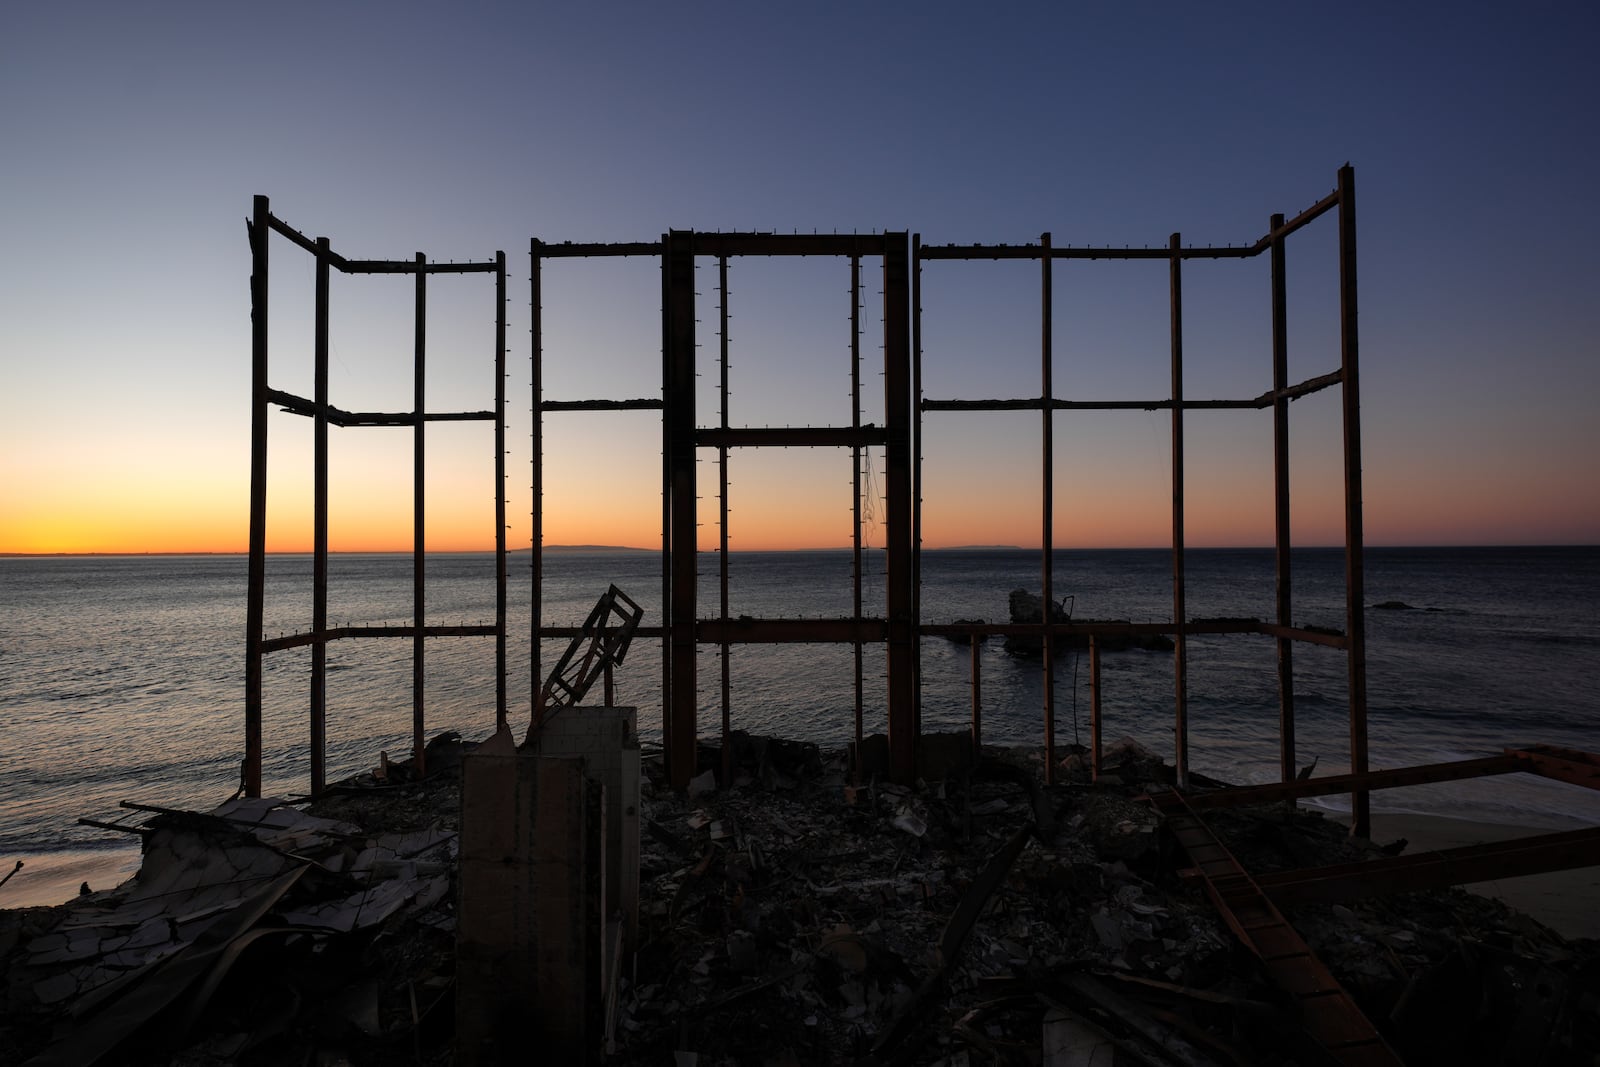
top-left (2, 3), bottom-right (1596, 554)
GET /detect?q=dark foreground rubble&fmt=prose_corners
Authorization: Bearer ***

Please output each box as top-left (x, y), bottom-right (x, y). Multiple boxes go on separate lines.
top-left (3, 731), bottom-right (1598, 1065)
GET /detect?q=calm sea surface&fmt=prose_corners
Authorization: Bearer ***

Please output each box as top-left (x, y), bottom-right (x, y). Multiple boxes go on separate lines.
top-left (2, 547), bottom-right (1597, 902)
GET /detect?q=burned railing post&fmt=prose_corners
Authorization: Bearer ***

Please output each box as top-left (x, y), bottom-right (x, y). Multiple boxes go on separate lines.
top-left (1338, 164), bottom-right (1370, 838)
top-left (1270, 212), bottom-right (1296, 786)
top-left (245, 195), bottom-right (269, 799)
top-left (1169, 231), bottom-right (1189, 791)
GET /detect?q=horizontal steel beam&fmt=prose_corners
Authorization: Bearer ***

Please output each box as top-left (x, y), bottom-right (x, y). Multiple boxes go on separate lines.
top-left (1256, 826), bottom-right (1600, 907)
top-left (1511, 745), bottom-right (1600, 790)
top-left (262, 623), bottom-right (497, 654)
top-left (533, 240), bottom-right (664, 258)
top-left (697, 426), bottom-right (888, 449)
top-left (337, 259), bottom-right (499, 275)
top-left (267, 389), bottom-right (493, 426)
top-left (697, 618), bottom-right (889, 643)
top-left (1177, 755), bottom-right (1524, 811)
top-left (542, 398), bottom-right (664, 412)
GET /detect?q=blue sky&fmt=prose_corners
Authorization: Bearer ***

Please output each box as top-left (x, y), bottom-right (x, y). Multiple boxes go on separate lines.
top-left (2, 2), bottom-right (1596, 551)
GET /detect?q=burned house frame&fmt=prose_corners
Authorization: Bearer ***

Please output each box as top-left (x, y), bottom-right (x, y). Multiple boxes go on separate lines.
top-left (243, 166), bottom-right (1377, 830)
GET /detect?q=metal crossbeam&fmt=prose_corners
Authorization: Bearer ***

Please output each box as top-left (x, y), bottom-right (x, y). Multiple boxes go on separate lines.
top-left (1148, 789), bottom-right (1405, 1066)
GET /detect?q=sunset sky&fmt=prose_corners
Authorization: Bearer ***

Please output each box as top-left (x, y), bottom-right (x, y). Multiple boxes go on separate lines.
top-left (2, 3), bottom-right (1596, 554)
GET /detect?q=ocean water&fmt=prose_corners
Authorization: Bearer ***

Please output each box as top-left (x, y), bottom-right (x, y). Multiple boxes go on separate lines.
top-left (2, 546), bottom-right (1597, 904)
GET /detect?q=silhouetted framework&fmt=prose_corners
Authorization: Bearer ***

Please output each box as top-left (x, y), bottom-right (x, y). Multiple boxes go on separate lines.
top-left (246, 166), bottom-right (1372, 829)
top-left (525, 168), bottom-right (1370, 825)
top-left (531, 233), bottom-right (915, 790)
top-left (915, 165), bottom-right (1368, 832)
top-left (244, 197), bottom-right (507, 797)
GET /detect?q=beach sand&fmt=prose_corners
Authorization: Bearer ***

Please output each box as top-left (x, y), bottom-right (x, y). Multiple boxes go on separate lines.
top-left (0, 848), bottom-right (141, 910)
top-left (1327, 810), bottom-right (1600, 941)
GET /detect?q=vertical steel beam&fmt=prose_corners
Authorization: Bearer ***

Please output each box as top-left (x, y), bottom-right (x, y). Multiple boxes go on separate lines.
top-left (850, 253), bottom-right (864, 753)
top-left (883, 234), bottom-right (916, 785)
top-left (719, 255), bottom-right (732, 785)
top-left (245, 196), bottom-right (269, 799)
top-left (310, 238), bottom-right (331, 796)
top-left (412, 253), bottom-right (427, 776)
top-left (1338, 165), bottom-right (1370, 838)
top-left (910, 235), bottom-right (924, 737)
top-left (1040, 233), bottom-right (1056, 784)
top-left (495, 250), bottom-right (508, 730)
top-left (666, 232), bottom-right (699, 788)
top-left (659, 236), bottom-right (674, 772)
top-left (1169, 232), bottom-right (1189, 790)
top-left (1270, 213), bottom-right (1296, 786)
top-left (530, 241), bottom-right (544, 719)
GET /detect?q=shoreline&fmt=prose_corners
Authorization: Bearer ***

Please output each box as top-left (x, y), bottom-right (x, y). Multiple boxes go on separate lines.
top-left (1324, 810), bottom-right (1600, 940)
top-left (0, 848), bottom-right (142, 910)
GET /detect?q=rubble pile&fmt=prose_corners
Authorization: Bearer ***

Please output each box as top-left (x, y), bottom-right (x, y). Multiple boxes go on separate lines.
top-left (3, 731), bottom-right (1598, 1065)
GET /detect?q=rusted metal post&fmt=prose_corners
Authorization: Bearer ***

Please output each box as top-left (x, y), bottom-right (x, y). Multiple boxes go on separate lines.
top-left (495, 250), bottom-right (508, 730)
top-left (883, 234), bottom-right (916, 785)
top-left (412, 253), bottom-right (427, 777)
top-left (658, 234), bottom-right (674, 774)
top-left (910, 234), bottom-right (923, 737)
top-left (719, 254), bottom-right (732, 786)
top-left (310, 238), bottom-right (331, 796)
top-left (969, 634), bottom-right (982, 750)
top-left (530, 241), bottom-right (544, 718)
top-left (850, 253), bottom-right (864, 754)
top-left (1169, 232), bottom-right (1189, 790)
top-left (666, 232), bottom-right (699, 788)
top-left (1338, 165), bottom-right (1370, 838)
top-left (1089, 636), bottom-right (1103, 780)
top-left (1270, 212), bottom-right (1296, 786)
top-left (245, 195), bottom-right (269, 799)
top-left (1040, 232), bottom-right (1056, 784)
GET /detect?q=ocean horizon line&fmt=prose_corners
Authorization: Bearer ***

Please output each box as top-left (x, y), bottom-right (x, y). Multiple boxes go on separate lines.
top-left (4, 542), bottom-right (1596, 559)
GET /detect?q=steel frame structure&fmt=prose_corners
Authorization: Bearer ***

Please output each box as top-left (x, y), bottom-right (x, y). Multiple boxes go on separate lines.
top-left (915, 164), bottom-right (1367, 828)
top-left (244, 197), bottom-right (507, 797)
top-left (532, 233), bottom-right (914, 790)
top-left (246, 165), bottom-right (1367, 821)
top-left (527, 168), bottom-right (1365, 811)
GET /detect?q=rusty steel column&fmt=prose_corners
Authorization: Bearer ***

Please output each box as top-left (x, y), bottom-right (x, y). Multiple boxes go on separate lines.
top-left (1338, 165), bottom-right (1370, 838)
top-left (719, 254), bottom-right (732, 785)
top-left (245, 195), bottom-right (269, 798)
top-left (530, 241), bottom-right (544, 717)
top-left (310, 238), bottom-right (331, 796)
top-left (1270, 213), bottom-right (1296, 786)
top-left (658, 235), bottom-right (674, 771)
top-left (1040, 233), bottom-right (1056, 784)
top-left (1169, 232), bottom-right (1189, 790)
top-left (666, 231), bottom-right (699, 788)
top-left (910, 234), bottom-right (923, 736)
top-left (494, 250), bottom-right (508, 730)
top-left (412, 253), bottom-right (428, 776)
top-left (883, 234), bottom-right (916, 785)
top-left (850, 253), bottom-right (864, 752)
